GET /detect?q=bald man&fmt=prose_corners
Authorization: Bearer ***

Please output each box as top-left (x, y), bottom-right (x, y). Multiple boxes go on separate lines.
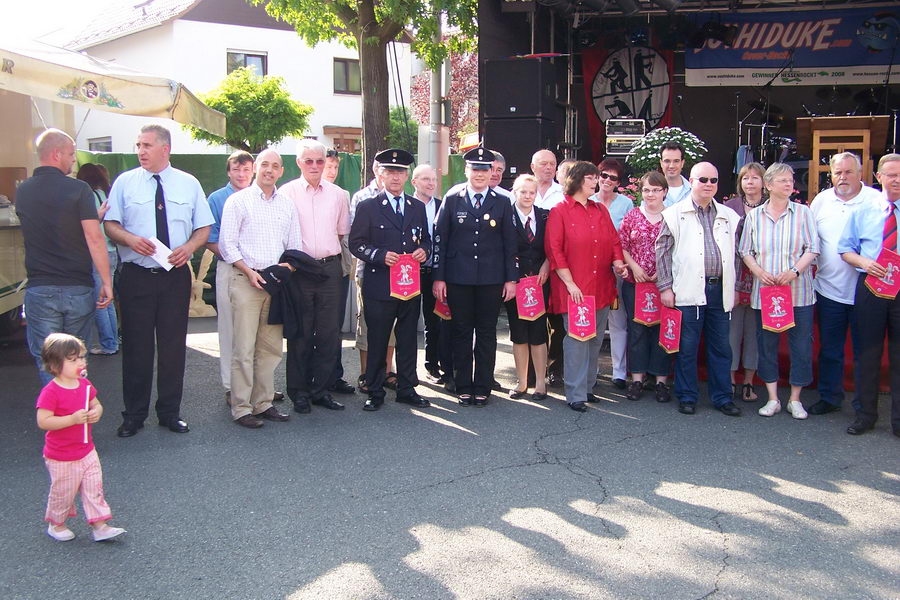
top-left (656, 162), bottom-right (742, 417)
top-left (531, 149), bottom-right (565, 209)
top-left (219, 149), bottom-right (301, 428)
top-left (16, 128), bottom-right (112, 384)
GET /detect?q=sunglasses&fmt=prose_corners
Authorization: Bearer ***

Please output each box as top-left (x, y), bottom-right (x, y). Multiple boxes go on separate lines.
top-left (599, 172), bottom-right (620, 182)
top-left (302, 158), bottom-right (326, 166)
top-left (696, 177), bottom-right (719, 184)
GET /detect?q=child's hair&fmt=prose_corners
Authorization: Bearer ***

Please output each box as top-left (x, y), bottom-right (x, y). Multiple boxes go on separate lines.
top-left (41, 334), bottom-right (86, 376)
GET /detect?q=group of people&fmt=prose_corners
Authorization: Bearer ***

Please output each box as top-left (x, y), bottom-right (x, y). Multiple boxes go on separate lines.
top-left (15, 125), bottom-right (900, 539)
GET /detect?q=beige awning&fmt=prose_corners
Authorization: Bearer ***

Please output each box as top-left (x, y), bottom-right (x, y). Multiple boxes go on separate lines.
top-left (0, 38), bottom-right (225, 137)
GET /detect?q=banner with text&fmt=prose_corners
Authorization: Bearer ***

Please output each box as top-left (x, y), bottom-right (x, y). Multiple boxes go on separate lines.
top-left (685, 8), bottom-right (899, 86)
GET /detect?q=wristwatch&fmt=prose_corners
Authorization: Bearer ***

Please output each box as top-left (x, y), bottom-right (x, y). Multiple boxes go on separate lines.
top-left (789, 266), bottom-right (800, 276)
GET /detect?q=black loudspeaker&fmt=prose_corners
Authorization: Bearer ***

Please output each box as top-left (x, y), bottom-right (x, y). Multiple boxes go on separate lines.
top-left (483, 58), bottom-right (556, 119)
top-left (483, 118), bottom-right (555, 185)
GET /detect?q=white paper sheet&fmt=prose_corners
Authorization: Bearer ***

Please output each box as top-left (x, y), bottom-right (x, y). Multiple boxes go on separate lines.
top-left (149, 237), bottom-right (174, 271)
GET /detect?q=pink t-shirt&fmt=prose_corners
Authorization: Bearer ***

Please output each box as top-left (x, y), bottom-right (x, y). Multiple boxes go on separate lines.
top-left (280, 176), bottom-right (350, 259)
top-left (35, 378), bottom-right (97, 461)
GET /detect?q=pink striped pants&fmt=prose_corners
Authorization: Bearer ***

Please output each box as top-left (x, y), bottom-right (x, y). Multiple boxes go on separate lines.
top-left (44, 449), bottom-right (113, 526)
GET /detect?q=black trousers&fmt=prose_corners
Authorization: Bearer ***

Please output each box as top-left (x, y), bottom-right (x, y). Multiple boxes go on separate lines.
top-left (854, 273), bottom-right (900, 430)
top-left (286, 258), bottom-right (342, 401)
top-left (364, 295), bottom-right (420, 399)
top-left (117, 263), bottom-right (190, 424)
top-left (420, 267), bottom-right (444, 374)
top-left (547, 312), bottom-right (566, 377)
top-left (447, 283), bottom-right (503, 396)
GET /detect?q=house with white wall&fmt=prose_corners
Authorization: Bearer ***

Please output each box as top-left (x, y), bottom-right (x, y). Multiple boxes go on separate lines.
top-left (47, 0), bottom-right (413, 154)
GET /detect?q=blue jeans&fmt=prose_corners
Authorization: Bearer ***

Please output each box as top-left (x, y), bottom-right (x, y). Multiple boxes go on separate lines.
top-left (25, 285), bottom-right (95, 384)
top-left (91, 250), bottom-right (119, 352)
top-left (674, 282), bottom-right (733, 407)
top-left (815, 292), bottom-right (861, 410)
top-left (756, 304), bottom-right (814, 386)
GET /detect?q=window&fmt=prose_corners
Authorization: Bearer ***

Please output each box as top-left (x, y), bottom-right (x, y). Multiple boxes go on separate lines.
top-left (227, 51), bottom-right (267, 76)
top-left (88, 137), bottom-right (112, 152)
top-left (333, 58), bottom-right (361, 94)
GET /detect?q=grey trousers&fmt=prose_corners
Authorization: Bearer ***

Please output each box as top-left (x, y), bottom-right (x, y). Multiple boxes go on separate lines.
top-left (563, 306), bottom-right (611, 405)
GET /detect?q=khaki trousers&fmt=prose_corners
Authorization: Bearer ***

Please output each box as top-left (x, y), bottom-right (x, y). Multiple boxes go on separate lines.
top-left (229, 270), bottom-right (283, 419)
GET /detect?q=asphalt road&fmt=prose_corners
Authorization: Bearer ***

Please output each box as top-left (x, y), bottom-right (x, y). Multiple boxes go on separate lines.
top-left (1, 317), bottom-right (897, 600)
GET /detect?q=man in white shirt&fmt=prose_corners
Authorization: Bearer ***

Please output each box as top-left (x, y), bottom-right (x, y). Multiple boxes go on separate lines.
top-left (661, 141), bottom-right (692, 207)
top-left (220, 149), bottom-right (301, 428)
top-left (809, 152), bottom-right (881, 416)
top-left (531, 149), bottom-right (565, 210)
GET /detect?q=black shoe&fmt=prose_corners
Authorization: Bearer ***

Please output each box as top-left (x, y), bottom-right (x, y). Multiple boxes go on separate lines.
top-left (547, 373), bottom-right (564, 388)
top-left (625, 380), bottom-right (643, 401)
top-left (116, 420), bottom-right (143, 438)
top-left (312, 394), bottom-right (345, 410)
top-left (255, 407), bottom-right (289, 422)
top-left (474, 395), bottom-right (488, 407)
top-left (809, 400), bottom-right (841, 415)
top-left (531, 391), bottom-right (549, 402)
top-left (329, 378), bottom-right (356, 394)
top-left (292, 399), bottom-right (312, 414)
top-left (655, 382), bottom-right (671, 403)
top-left (678, 402), bottom-right (696, 415)
top-left (160, 418), bottom-right (190, 433)
top-left (492, 380), bottom-right (503, 392)
top-left (717, 402), bottom-right (742, 417)
top-left (235, 414), bottom-right (264, 428)
top-left (363, 397), bottom-right (384, 411)
top-left (568, 401), bottom-right (587, 412)
top-left (397, 393), bottom-right (430, 408)
top-left (458, 394), bottom-right (473, 406)
top-left (612, 378), bottom-right (627, 390)
top-left (444, 379), bottom-right (457, 393)
top-left (509, 388), bottom-right (528, 399)
top-left (585, 393), bottom-right (600, 403)
top-left (846, 419), bottom-right (874, 435)
top-left (273, 391), bottom-right (285, 402)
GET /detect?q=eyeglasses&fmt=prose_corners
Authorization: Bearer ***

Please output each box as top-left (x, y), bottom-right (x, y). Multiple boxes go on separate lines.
top-left (599, 172), bottom-right (620, 182)
top-left (696, 177), bottom-right (719, 184)
top-left (302, 158), bottom-right (325, 166)
top-left (641, 188), bottom-right (665, 195)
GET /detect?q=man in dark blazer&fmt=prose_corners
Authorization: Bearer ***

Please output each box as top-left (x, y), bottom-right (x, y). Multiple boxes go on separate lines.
top-left (350, 149), bottom-right (431, 411)
top-left (432, 147), bottom-right (519, 405)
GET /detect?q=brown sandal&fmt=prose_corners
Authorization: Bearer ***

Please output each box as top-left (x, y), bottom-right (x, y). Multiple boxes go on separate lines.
top-left (742, 383), bottom-right (758, 402)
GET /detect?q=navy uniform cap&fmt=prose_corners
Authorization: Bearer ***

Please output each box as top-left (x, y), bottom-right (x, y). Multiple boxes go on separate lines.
top-left (374, 148), bottom-right (414, 170)
top-left (464, 147), bottom-right (496, 170)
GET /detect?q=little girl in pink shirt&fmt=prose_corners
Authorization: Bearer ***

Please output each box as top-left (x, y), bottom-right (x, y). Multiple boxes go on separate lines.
top-left (36, 333), bottom-right (125, 542)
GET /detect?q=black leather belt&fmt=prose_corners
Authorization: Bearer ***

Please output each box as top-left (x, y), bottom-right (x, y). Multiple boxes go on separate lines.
top-left (124, 262), bottom-right (174, 274)
top-left (315, 254), bottom-right (340, 264)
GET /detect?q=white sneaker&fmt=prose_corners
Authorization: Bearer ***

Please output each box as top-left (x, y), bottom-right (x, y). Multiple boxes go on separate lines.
top-left (92, 525), bottom-right (126, 542)
top-left (758, 399), bottom-right (781, 417)
top-left (47, 525), bottom-right (75, 541)
top-left (787, 401), bottom-right (808, 420)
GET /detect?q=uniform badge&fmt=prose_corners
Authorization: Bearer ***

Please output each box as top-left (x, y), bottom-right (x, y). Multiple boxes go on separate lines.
top-left (483, 213), bottom-right (490, 220)
top-left (458, 218), bottom-right (464, 224)
top-left (490, 219), bottom-right (497, 227)
top-left (382, 199), bottom-right (388, 205)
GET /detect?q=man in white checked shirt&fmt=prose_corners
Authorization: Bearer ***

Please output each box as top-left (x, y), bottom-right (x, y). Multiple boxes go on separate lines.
top-left (220, 150), bottom-right (302, 429)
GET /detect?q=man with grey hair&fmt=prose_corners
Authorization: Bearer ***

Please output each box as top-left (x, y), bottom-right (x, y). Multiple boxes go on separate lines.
top-left (104, 124), bottom-right (213, 437)
top-left (809, 152), bottom-right (881, 416)
top-left (281, 139), bottom-right (351, 414)
top-left (531, 149), bottom-right (565, 210)
top-left (16, 128), bottom-right (113, 384)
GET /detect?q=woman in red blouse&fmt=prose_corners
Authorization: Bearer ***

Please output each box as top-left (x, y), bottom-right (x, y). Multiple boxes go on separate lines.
top-left (619, 171), bottom-right (673, 403)
top-left (545, 161), bottom-right (627, 412)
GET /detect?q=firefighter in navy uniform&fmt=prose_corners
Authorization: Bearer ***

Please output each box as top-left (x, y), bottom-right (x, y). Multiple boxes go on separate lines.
top-left (432, 147), bottom-right (519, 406)
top-left (350, 149), bottom-right (431, 411)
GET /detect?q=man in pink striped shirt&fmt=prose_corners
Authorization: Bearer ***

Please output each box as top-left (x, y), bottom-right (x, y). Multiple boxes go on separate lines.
top-left (280, 140), bottom-right (351, 413)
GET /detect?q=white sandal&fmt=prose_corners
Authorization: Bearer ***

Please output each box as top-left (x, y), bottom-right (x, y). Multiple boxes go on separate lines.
top-left (787, 401), bottom-right (808, 420)
top-left (47, 525), bottom-right (75, 541)
top-left (758, 399), bottom-right (781, 417)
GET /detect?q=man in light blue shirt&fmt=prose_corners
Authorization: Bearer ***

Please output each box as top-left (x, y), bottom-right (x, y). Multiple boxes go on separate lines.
top-left (104, 124), bottom-right (214, 438)
top-left (660, 141), bottom-right (692, 207)
top-left (205, 150), bottom-right (254, 402)
top-left (838, 153), bottom-right (900, 437)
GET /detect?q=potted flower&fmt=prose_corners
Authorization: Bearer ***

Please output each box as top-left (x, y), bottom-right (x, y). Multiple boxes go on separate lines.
top-left (626, 127), bottom-right (708, 175)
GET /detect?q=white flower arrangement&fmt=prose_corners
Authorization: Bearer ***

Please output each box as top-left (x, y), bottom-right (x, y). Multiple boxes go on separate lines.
top-left (626, 127), bottom-right (708, 174)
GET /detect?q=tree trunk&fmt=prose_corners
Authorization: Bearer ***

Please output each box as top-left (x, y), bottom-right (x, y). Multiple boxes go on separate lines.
top-left (358, 37), bottom-right (391, 184)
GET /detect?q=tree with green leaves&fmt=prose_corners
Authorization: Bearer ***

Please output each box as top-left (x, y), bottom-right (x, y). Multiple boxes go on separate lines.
top-left (252, 0), bottom-right (477, 179)
top-left (387, 106), bottom-right (418, 153)
top-left (184, 67), bottom-right (313, 154)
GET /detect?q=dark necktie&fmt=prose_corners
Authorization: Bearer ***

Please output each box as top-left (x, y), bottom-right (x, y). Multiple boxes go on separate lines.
top-left (152, 174), bottom-right (170, 247)
top-left (884, 204), bottom-right (897, 253)
top-left (394, 196), bottom-right (403, 217)
top-left (525, 216), bottom-right (534, 242)
top-left (474, 193), bottom-right (483, 210)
